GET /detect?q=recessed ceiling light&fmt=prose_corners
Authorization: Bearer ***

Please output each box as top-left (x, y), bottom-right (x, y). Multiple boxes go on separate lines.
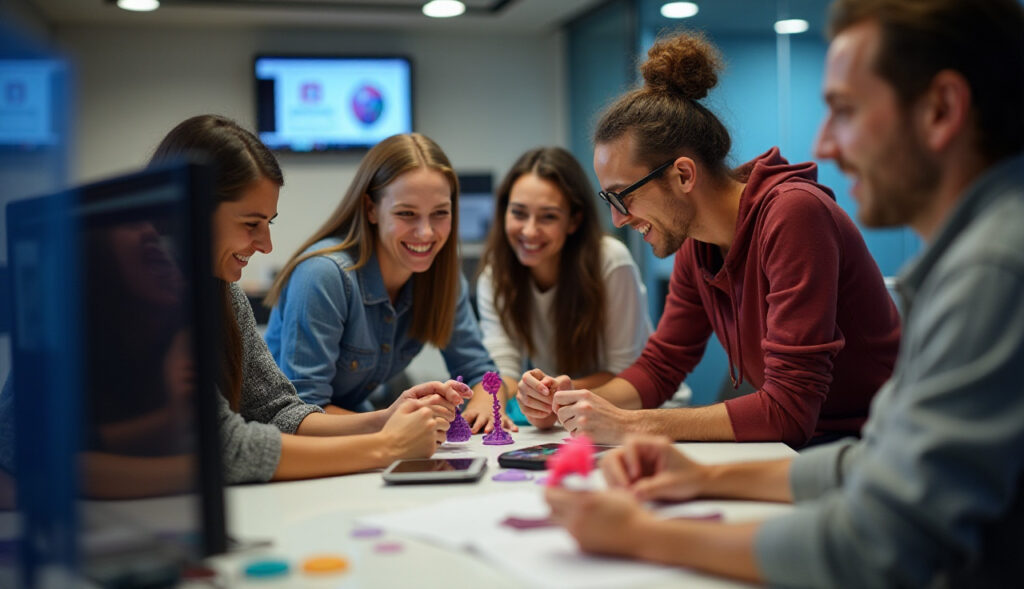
top-left (116, 0), bottom-right (160, 11)
top-left (774, 18), bottom-right (809, 35)
top-left (423, 0), bottom-right (466, 18)
top-left (661, 2), bottom-right (699, 19)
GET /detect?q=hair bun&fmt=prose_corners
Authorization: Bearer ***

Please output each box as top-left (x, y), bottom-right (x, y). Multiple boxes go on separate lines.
top-left (640, 33), bottom-right (723, 100)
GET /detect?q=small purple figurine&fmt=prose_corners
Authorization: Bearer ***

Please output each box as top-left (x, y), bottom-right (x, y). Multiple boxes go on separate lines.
top-left (446, 376), bottom-right (472, 443)
top-left (481, 371), bottom-right (513, 445)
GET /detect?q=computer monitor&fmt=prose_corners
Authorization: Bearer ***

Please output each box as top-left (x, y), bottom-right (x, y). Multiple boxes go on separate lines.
top-left (3, 161), bottom-right (226, 587)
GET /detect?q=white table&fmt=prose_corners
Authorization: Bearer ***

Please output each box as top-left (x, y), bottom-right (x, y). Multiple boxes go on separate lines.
top-left (208, 427), bottom-right (796, 589)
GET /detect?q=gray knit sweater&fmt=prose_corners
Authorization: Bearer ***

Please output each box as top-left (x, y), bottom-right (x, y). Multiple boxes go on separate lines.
top-left (220, 283), bottom-right (322, 484)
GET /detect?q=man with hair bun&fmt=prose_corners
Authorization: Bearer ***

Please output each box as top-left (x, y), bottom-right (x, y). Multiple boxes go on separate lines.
top-left (518, 32), bottom-right (900, 448)
top-left (545, 0), bottom-right (1024, 586)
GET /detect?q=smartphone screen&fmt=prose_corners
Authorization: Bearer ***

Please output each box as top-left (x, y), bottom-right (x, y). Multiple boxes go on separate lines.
top-left (389, 458), bottom-right (479, 473)
top-left (382, 457), bottom-right (487, 484)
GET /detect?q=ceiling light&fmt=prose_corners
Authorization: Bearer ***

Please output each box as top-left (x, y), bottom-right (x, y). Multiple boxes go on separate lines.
top-left (423, 0), bottom-right (466, 18)
top-left (661, 2), bottom-right (699, 19)
top-left (116, 0), bottom-right (159, 11)
top-left (774, 18), bottom-right (809, 34)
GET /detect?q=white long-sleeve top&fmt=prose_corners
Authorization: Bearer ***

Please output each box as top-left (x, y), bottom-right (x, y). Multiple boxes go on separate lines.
top-left (476, 235), bottom-right (653, 381)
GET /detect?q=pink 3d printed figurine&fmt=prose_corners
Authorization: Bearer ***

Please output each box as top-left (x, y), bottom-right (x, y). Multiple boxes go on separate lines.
top-left (481, 371), bottom-right (513, 445)
top-left (546, 435), bottom-right (596, 487)
top-left (446, 376), bottom-right (473, 442)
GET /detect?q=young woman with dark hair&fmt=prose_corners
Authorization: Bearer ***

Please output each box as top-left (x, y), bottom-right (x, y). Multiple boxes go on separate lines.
top-left (477, 146), bottom-right (651, 428)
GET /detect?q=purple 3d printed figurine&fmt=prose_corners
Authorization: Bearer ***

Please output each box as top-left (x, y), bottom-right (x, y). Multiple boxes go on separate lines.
top-left (447, 376), bottom-right (472, 443)
top-left (481, 371), bottom-right (513, 445)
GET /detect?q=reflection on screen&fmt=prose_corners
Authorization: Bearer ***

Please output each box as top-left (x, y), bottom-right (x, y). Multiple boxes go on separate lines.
top-left (391, 459), bottom-right (477, 473)
top-left (76, 182), bottom-right (204, 582)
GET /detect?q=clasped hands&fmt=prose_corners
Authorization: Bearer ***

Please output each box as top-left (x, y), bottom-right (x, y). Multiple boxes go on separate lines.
top-left (515, 368), bottom-right (631, 443)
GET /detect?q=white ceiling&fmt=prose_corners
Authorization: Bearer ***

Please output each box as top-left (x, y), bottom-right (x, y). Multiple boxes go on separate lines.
top-left (27, 0), bottom-right (607, 33)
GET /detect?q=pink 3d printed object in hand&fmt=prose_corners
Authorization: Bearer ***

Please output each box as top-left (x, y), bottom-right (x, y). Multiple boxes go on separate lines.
top-left (481, 371), bottom-right (513, 445)
top-left (546, 435), bottom-right (596, 487)
top-left (446, 376), bottom-right (472, 442)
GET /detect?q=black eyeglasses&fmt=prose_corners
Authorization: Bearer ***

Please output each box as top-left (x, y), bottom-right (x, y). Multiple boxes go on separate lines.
top-left (598, 159), bottom-right (674, 216)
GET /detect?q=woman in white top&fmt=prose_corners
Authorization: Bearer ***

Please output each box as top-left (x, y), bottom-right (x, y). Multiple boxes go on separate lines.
top-left (476, 147), bottom-right (653, 428)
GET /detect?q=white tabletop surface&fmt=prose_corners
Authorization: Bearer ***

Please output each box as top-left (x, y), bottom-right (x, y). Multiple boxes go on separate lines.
top-left (206, 427), bottom-right (797, 589)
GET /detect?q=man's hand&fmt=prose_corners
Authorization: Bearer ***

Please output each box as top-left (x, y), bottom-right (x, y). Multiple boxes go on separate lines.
top-left (553, 389), bottom-right (636, 444)
top-left (516, 369), bottom-right (572, 429)
top-left (601, 435), bottom-right (709, 502)
top-left (545, 487), bottom-right (653, 558)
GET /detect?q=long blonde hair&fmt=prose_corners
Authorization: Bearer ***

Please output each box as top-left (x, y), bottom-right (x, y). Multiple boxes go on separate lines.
top-left (265, 133), bottom-right (461, 347)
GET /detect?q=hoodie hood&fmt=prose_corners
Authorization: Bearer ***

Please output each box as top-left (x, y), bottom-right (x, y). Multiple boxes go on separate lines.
top-left (725, 147), bottom-right (834, 273)
top-left (695, 147), bottom-right (834, 389)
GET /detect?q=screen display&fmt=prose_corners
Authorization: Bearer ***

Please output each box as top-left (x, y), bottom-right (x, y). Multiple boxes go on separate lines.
top-left (255, 55), bottom-right (412, 152)
top-left (0, 58), bottom-right (64, 147)
top-left (390, 458), bottom-right (479, 473)
top-left (3, 162), bottom-right (225, 585)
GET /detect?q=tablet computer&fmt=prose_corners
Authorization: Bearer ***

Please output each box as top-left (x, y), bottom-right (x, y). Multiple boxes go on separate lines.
top-left (382, 457), bottom-right (487, 484)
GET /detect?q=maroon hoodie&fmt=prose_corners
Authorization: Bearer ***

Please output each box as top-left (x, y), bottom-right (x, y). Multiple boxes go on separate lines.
top-left (619, 148), bottom-right (901, 447)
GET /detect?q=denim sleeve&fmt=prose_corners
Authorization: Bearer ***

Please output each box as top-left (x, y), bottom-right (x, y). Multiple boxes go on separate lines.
top-left (440, 274), bottom-right (498, 387)
top-left (270, 257), bottom-right (350, 407)
top-left (755, 259), bottom-right (1024, 588)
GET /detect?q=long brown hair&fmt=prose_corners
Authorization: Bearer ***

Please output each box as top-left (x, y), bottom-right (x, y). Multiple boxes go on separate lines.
top-left (595, 32), bottom-right (735, 183)
top-left (150, 114), bottom-right (284, 410)
top-left (479, 147), bottom-right (605, 376)
top-left (265, 133), bottom-right (460, 347)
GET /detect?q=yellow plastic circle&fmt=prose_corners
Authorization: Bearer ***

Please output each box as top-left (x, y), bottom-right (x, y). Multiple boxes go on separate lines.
top-left (302, 555), bottom-right (349, 575)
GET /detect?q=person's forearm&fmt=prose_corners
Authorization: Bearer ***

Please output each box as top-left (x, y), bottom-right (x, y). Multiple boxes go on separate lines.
top-left (633, 403), bottom-right (736, 441)
top-left (631, 519), bottom-right (763, 584)
top-left (701, 458), bottom-right (794, 503)
top-left (324, 404), bottom-right (356, 415)
top-left (81, 453), bottom-right (195, 499)
top-left (572, 371), bottom-right (615, 390)
top-left (272, 432), bottom-right (394, 480)
top-left (593, 377), bottom-right (643, 410)
top-left (295, 410), bottom-right (387, 436)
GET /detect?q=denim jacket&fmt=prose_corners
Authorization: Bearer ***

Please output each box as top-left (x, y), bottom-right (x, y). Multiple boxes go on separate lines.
top-left (264, 237), bottom-right (496, 410)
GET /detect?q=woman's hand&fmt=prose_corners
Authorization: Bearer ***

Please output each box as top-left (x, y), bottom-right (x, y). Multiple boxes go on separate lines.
top-left (462, 387), bottom-right (519, 434)
top-left (600, 435), bottom-right (709, 502)
top-left (386, 380), bottom-right (471, 422)
top-left (380, 399), bottom-right (449, 459)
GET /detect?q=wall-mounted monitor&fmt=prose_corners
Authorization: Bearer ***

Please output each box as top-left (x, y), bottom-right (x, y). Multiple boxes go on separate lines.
top-left (254, 55), bottom-right (412, 152)
top-left (0, 58), bottom-right (66, 148)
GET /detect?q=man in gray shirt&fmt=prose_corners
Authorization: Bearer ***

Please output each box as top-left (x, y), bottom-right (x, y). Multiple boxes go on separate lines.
top-left (544, 0), bottom-right (1024, 586)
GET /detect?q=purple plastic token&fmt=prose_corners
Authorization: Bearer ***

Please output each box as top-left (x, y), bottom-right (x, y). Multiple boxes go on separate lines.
top-left (350, 527), bottom-right (383, 539)
top-left (492, 469), bottom-right (533, 482)
top-left (374, 541), bottom-right (404, 554)
top-left (535, 476), bottom-right (549, 485)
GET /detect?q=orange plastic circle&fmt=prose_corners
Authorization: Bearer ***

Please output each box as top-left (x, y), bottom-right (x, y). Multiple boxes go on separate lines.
top-left (302, 555), bottom-right (349, 574)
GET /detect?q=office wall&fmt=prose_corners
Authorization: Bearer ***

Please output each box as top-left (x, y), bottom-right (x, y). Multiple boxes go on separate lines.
top-left (56, 24), bottom-right (568, 291)
top-left (2, 0), bottom-right (52, 40)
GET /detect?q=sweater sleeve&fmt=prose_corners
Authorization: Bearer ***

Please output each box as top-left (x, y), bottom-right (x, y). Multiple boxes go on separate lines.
top-left (216, 392), bottom-right (282, 484)
top-left (755, 256), bottom-right (1024, 587)
top-left (476, 266), bottom-right (524, 381)
top-left (724, 192), bottom-right (846, 446)
top-left (600, 239), bottom-right (653, 374)
top-left (230, 283), bottom-right (322, 433)
top-left (618, 248), bottom-right (713, 408)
